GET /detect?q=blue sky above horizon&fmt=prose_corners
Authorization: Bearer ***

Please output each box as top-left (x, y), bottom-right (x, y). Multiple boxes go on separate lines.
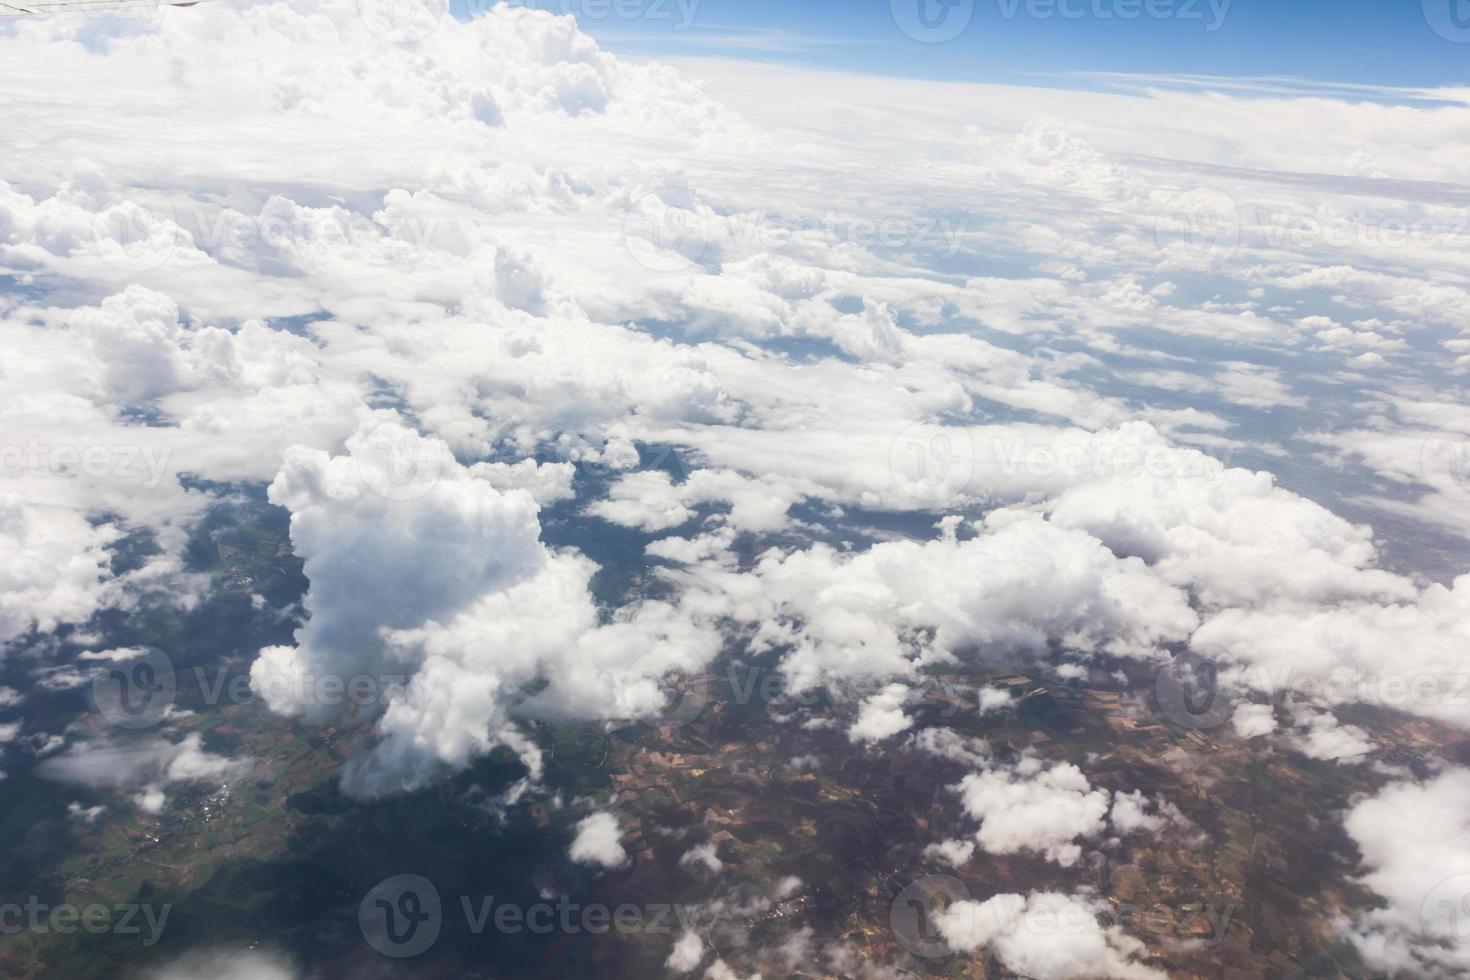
top-left (467, 0), bottom-right (1470, 93)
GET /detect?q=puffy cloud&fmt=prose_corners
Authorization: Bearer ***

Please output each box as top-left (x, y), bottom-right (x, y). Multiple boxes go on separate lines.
top-left (849, 684), bottom-right (913, 745)
top-left (0, 494), bottom-right (117, 645)
top-left (1344, 770), bottom-right (1470, 977)
top-left (954, 754), bottom-right (1111, 868)
top-left (976, 685), bottom-right (1015, 715)
top-left (936, 891), bottom-right (1164, 979)
top-left (666, 930), bottom-right (704, 973)
top-left (1231, 702), bottom-right (1277, 739)
top-left (679, 842), bottom-right (724, 875)
top-left (569, 811), bottom-right (629, 869)
top-left (250, 417), bottom-right (718, 798)
top-left (701, 508), bottom-right (1195, 696)
top-left (1284, 707), bottom-right (1373, 762)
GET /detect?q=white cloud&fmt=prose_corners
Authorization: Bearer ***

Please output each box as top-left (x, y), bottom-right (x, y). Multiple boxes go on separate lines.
top-left (666, 930), bottom-right (704, 973)
top-left (936, 891), bottom-right (1164, 979)
top-left (569, 811), bottom-right (629, 869)
top-left (1231, 702), bottom-right (1277, 739)
top-left (954, 754), bottom-right (1111, 868)
top-left (1344, 770), bottom-right (1470, 977)
top-left (249, 417), bottom-right (719, 798)
top-left (37, 732), bottom-right (248, 813)
top-left (679, 842), bottom-right (723, 874)
top-left (849, 684), bottom-right (913, 745)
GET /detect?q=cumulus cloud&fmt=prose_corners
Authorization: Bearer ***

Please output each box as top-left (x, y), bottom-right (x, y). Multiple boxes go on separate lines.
top-left (849, 684), bottom-right (913, 745)
top-left (666, 930), bottom-right (704, 972)
top-left (1231, 702), bottom-right (1277, 739)
top-left (1344, 770), bottom-right (1470, 977)
top-left (937, 891), bottom-right (1164, 979)
top-left (954, 754), bottom-right (1112, 868)
top-left (569, 811), bottom-right (629, 869)
top-left (249, 417), bottom-right (719, 798)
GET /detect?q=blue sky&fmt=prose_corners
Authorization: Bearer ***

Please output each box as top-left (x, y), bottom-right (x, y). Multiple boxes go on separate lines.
top-left (476, 0), bottom-right (1470, 91)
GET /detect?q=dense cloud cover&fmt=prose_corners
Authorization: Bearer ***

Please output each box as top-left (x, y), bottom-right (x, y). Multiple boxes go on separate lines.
top-left (3, 2), bottom-right (1470, 973)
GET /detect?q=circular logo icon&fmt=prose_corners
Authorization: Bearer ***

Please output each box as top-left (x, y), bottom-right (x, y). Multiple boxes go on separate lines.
top-left (90, 195), bottom-right (180, 274)
top-left (91, 647), bottom-right (176, 730)
top-left (360, 875), bottom-right (442, 958)
top-left (618, 646), bottom-right (708, 729)
top-left (1154, 188), bottom-right (1240, 265)
top-left (1155, 649), bottom-right (1237, 730)
top-left (1421, 421), bottom-right (1470, 501)
top-left (623, 188), bottom-right (711, 273)
top-left (891, 0), bottom-right (974, 42)
top-left (1422, 874), bottom-right (1470, 958)
top-left (357, 0), bottom-right (446, 44)
top-left (355, 421), bottom-right (445, 502)
top-left (891, 874), bottom-right (970, 958)
top-left (889, 422), bottom-right (976, 505)
top-left (1424, 0), bottom-right (1470, 43)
